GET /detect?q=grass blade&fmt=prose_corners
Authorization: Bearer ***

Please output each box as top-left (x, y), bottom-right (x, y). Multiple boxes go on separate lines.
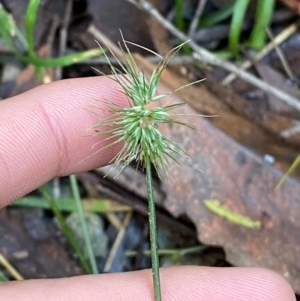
top-left (18, 48), bottom-right (104, 67)
top-left (70, 175), bottom-right (98, 274)
top-left (13, 196), bottom-right (130, 213)
top-left (175, 0), bottom-right (185, 31)
top-left (25, 0), bottom-right (41, 57)
top-left (199, 3), bottom-right (234, 27)
top-left (39, 184), bottom-right (92, 274)
top-left (0, 4), bottom-right (19, 52)
top-left (249, 0), bottom-right (275, 49)
top-left (229, 0), bottom-right (251, 56)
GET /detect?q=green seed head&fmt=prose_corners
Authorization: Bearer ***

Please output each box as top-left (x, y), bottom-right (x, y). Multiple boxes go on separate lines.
top-left (92, 34), bottom-right (200, 178)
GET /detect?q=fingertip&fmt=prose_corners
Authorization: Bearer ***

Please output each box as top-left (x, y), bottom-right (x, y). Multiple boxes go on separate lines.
top-left (0, 77), bottom-right (128, 203)
top-left (170, 266), bottom-right (296, 301)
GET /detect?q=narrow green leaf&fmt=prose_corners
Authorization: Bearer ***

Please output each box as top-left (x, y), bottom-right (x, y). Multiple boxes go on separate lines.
top-left (175, 0), bottom-right (185, 31)
top-left (0, 4), bottom-right (19, 52)
top-left (70, 175), bottom-right (98, 274)
top-left (18, 48), bottom-right (104, 67)
top-left (39, 185), bottom-right (92, 274)
top-left (12, 196), bottom-right (130, 212)
top-left (199, 3), bottom-right (234, 27)
top-left (229, 0), bottom-right (251, 56)
top-left (25, 0), bottom-right (41, 57)
top-left (249, 0), bottom-right (275, 49)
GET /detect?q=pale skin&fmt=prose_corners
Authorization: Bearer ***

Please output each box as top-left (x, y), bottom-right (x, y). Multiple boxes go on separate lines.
top-left (0, 77), bottom-right (296, 300)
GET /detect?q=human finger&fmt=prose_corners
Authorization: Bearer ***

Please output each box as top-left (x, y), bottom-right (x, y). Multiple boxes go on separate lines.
top-left (0, 77), bottom-right (128, 204)
top-left (0, 266), bottom-right (295, 301)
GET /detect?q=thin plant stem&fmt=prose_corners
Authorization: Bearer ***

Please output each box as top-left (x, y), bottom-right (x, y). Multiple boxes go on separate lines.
top-left (0, 252), bottom-right (24, 280)
top-left (69, 175), bottom-right (98, 274)
top-left (276, 154), bottom-right (300, 189)
top-left (146, 160), bottom-right (162, 301)
top-left (13, 196), bottom-right (131, 213)
top-left (39, 184), bottom-right (92, 274)
top-left (188, 0), bottom-right (208, 37)
top-left (103, 211), bottom-right (132, 272)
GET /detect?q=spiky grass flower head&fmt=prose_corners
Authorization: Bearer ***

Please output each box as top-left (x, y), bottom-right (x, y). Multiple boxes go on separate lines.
top-left (89, 35), bottom-right (209, 301)
top-left (92, 34), bottom-right (204, 177)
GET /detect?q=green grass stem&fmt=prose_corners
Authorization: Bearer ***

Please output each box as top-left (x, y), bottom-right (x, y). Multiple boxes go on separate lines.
top-left (199, 3), bottom-right (234, 27)
top-left (39, 184), bottom-right (92, 274)
top-left (229, 0), bottom-right (251, 56)
top-left (175, 0), bottom-right (185, 31)
top-left (0, 2), bottom-right (103, 69)
top-left (17, 48), bottom-right (104, 67)
top-left (25, 0), bottom-right (41, 57)
top-left (24, 0), bottom-right (43, 77)
top-left (0, 4), bottom-right (20, 52)
top-left (249, 0), bottom-right (275, 49)
top-left (146, 160), bottom-right (161, 301)
top-left (13, 196), bottom-right (130, 213)
top-left (70, 175), bottom-right (98, 274)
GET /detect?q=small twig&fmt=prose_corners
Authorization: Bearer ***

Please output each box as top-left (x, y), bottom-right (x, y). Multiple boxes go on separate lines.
top-left (105, 212), bottom-right (123, 230)
top-left (266, 26), bottom-right (298, 88)
top-left (127, 0), bottom-right (300, 111)
top-left (188, 0), bottom-right (208, 37)
top-left (0, 252), bottom-right (24, 280)
top-left (103, 211), bottom-right (132, 272)
top-left (126, 245), bottom-right (208, 257)
top-left (88, 25), bottom-right (123, 56)
top-left (8, 250), bottom-right (29, 260)
top-left (222, 21), bottom-right (299, 85)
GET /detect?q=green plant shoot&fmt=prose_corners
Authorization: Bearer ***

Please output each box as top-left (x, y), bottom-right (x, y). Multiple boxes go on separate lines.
top-left (90, 33), bottom-right (204, 301)
top-left (204, 199), bottom-right (261, 229)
